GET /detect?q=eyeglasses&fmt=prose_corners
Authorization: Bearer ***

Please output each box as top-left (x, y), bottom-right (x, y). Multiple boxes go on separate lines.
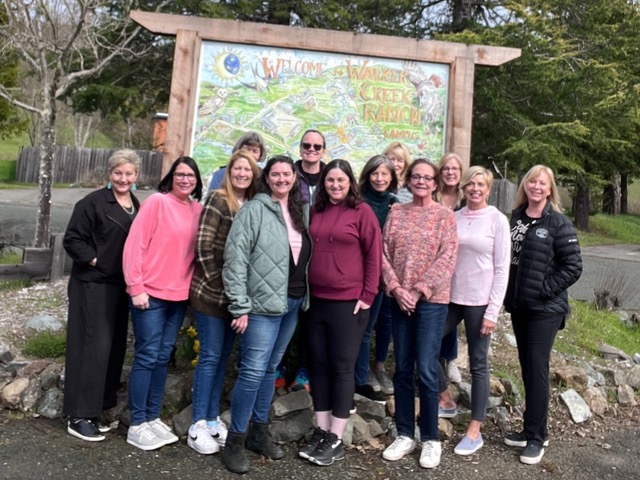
top-left (302, 142), bottom-right (324, 151)
top-left (174, 172), bottom-right (197, 181)
top-left (442, 167), bottom-right (460, 173)
top-left (410, 174), bottom-right (435, 183)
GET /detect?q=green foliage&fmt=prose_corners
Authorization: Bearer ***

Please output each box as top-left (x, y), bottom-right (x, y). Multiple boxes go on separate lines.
top-left (0, 279), bottom-right (31, 291)
top-left (0, 250), bottom-right (22, 264)
top-left (555, 300), bottom-right (640, 358)
top-left (22, 330), bottom-right (67, 359)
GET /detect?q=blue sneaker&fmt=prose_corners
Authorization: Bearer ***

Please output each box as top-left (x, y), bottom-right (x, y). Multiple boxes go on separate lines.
top-left (289, 368), bottom-right (310, 393)
top-left (454, 434), bottom-right (484, 455)
top-left (438, 405), bottom-right (457, 418)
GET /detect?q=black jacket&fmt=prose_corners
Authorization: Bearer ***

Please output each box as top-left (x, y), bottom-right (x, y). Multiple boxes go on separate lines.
top-left (504, 201), bottom-right (582, 315)
top-left (63, 188), bottom-right (140, 284)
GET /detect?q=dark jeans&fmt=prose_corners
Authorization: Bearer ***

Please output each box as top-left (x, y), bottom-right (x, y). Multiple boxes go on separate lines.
top-left (511, 310), bottom-right (564, 447)
top-left (437, 303), bottom-right (490, 421)
top-left (307, 298), bottom-right (369, 418)
top-left (391, 299), bottom-right (447, 441)
top-left (64, 277), bottom-right (129, 418)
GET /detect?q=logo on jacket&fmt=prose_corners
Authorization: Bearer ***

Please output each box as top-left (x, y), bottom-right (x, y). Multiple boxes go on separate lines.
top-left (535, 228), bottom-right (549, 239)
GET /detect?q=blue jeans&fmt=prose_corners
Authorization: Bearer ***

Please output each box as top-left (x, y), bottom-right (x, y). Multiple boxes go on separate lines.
top-left (191, 310), bottom-right (236, 423)
top-left (391, 299), bottom-right (447, 441)
top-left (128, 297), bottom-right (187, 426)
top-left (229, 297), bottom-right (303, 433)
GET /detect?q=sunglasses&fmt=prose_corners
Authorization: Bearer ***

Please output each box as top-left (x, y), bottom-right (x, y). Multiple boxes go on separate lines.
top-left (302, 142), bottom-right (324, 151)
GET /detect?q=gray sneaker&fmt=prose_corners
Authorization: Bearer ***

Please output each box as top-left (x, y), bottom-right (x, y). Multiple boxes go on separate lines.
top-left (373, 368), bottom-right (394, 394)
top-left (148, 418), bottom-right (179, 446)
top-left (127, 423), bottom-right (164, 451)
top-left (367, 368), bottom-right (382, 392)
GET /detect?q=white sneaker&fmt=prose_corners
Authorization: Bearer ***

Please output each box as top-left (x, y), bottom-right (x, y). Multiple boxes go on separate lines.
top-left (207, 416), bottom-right (228, 447)
top-left (368, 368), bottom-right (382, 392)
top-left (127, 423), bottom-right (164, 451)
top-left (188, 420), bottom-right (220, 454)
top-left (148, 418), bottom-right (179, 446)
top-left (419, 440), bottom-right (442, 468)
top-left (382, 435), bottom-right (416, 461)
top-left (447, 361), bottom-right (462, 383)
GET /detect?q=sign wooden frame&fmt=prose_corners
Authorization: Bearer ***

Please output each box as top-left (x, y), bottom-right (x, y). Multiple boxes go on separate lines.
top-left (130, 10), bottom-right (520, 173)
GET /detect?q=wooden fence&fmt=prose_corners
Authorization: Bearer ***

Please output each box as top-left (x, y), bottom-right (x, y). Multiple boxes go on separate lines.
top-left (0, 234), bottom-right (70, 281)
top-left (16, 146), bottom-right (163, 187)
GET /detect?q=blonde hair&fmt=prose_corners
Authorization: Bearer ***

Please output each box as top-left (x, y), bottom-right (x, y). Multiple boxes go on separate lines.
top-left (435, 152), bottom-right (464, 207)
top-left (514, 164), bottom-right (562, 212)
top-left (107, 149), bottom-right (140, 173)
top-left (218, 150), bottom-right (260, 213)
top-left (383, 142), bottom-right (411, 181)
top-left (460, 166), bottom-right (494, 191)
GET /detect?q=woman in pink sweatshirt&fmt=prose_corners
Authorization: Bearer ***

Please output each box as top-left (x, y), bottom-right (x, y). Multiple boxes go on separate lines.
top-left (437, 166), bottom-right (510, 456)
top-left (123, 157), bottom-right (203, 451)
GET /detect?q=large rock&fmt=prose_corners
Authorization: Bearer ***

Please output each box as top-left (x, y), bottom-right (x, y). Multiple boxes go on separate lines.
top-left (173, 404), bottom-right (193, 438)
top-left (617, 385), bottom-right (637, 406)
top-left (162, 372), bottom-right (191, 415)
top-left (39, 363), bottom-right (63, 390)
top-left (560, 389), bottom-right (592, 423)
top-left (354, 397), bottom-right (386, 423)
top-left (20, 378), bottom-right (43, 412)
top-left (601, 368), bottom-right (627, 387)
top-left (25, 314), bottom-right (64, 332)
top-left (598, 344), bottom-right (632, 362)
top-left (271, 389), bottom-right (312, 418)
top-left (1, 377), bottom-right (30, 408)
top-left (582, 387), bottom-right (608, 416)
top-left (37, 387), bottom-right (64, 419)
top-left (626, 365), bottom-right (640, 390)
top-left (16, 360), bottom-right (50, 379)
top-left (0, 365), bottom-right (15, 390)
top-left (270, 408), bottom-right (313, 443)
top-left (349, 414), bottom-right (372, 445)
top-left (0, 340), bottom-right (14, 365)
top-left (554, 366), bottom-right (589, 392)
top-left (437, 418), bottom-right (454, 439)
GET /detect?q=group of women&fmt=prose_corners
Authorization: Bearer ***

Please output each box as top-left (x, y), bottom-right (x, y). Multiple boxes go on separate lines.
top-left (62, 136), bottom-right (582, 472)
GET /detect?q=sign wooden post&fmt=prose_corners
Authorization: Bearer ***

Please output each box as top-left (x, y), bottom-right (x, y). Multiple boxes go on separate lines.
top-left (130, 10), bottom-right (520, 174)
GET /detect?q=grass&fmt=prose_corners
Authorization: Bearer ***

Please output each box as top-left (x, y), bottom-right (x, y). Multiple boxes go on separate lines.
top-left (0, 160), bottom-right (16, 181)
top-left (554, 299), bottom-right (640, 358)
top-left (0, 132), bottom-right (28, 161)
top-left (577, 213), bottom-right (640, 246)
top-left (22, 330), bottom-right (66, 359)
top-left (0, 279), bottom-right (31, 290)
top-left (0, 250), bottom-right (22, 264)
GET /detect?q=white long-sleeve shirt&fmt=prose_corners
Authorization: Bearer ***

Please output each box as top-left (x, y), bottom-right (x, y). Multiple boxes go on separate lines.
top-left (449, 205), bottom-right (511, 323)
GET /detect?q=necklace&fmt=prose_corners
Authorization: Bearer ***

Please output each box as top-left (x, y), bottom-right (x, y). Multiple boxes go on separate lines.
top-left (121, 203), bottom-right (135, 215)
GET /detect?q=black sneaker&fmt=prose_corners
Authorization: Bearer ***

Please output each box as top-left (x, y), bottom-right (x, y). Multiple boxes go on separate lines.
top-left (355, 384), bottom-right (387, 403)
top-left (308, 432), bottom-right (345, 466)
top-left (67, 417), bottom-right (105, 442)
top-left (504, 431), bottom-right (549, 448)
top-left (520, 441), bottom-right (545, 465)
top-left (299, 428), bottom-right (326, 459)
top-left (90, 417), bottom-right (112, 433)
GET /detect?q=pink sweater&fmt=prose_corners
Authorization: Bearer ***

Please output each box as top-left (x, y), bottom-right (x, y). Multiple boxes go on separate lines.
top-left (382, 202), bottom-right (457, 304)
top-left (450, 206), bottom-right (510, 323)
top-left (123, 192), bottom-right (202, 301)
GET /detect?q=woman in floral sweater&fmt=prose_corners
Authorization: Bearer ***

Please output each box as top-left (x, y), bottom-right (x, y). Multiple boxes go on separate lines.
top-left (381, 158), bottom-right (457, 470)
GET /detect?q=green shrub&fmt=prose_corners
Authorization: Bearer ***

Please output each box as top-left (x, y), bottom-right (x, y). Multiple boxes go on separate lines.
top-left (22, 330), bottom-right (67, 358)
top-left (0, 160), bottom-right (16, 181)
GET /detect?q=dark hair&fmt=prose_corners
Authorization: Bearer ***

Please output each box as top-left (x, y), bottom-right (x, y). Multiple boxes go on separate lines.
top-left (259, 155), bottom-right (306, 233)
top-left (314, 159), bottom-right (361, 212)
top-left (233, 131), bottom-right (267, 162)
top-left (158, 156), bottom-right (203, 202)
top-left (299, 129), bottom-right (326, 148)
top-left (405, 158), bottom-right (438, 195)
top-left (358, 154), bottom-right (398, 194)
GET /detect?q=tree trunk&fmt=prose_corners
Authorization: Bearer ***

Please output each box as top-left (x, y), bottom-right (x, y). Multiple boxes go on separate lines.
top-left (621, 172), bottom-right (628, 214)
top-left (451, 0), bottom-right (475, 32)
top-left (602, 173), bottom-right (621, 215)
top-left (574, 180), bottom-right (590, 231)
top-left (34, 88), bottom-right (56, 248)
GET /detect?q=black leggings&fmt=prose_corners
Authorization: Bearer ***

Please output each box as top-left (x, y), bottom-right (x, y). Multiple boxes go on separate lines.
top-left (307, 297), bottom-right (369, 418)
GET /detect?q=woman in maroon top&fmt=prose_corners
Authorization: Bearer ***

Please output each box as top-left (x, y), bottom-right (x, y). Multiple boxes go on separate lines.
top-left (299, 159), bottom-right (382, 466)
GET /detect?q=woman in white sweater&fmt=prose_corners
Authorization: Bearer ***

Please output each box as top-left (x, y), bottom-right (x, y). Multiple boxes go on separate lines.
top-left (437, 166), bottom-right (510, 456)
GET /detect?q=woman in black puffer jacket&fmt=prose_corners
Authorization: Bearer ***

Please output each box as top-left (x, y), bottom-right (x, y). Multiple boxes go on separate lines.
top-left (502, 165), bottom-right (582, 466)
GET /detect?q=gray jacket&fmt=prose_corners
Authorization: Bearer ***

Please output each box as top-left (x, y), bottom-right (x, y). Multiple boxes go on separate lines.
top-left (222, 193), bottom-right (310, 318)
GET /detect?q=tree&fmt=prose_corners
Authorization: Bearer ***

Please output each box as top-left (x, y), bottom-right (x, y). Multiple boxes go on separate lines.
top-left (0, 0), bottom-right (168, 247)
